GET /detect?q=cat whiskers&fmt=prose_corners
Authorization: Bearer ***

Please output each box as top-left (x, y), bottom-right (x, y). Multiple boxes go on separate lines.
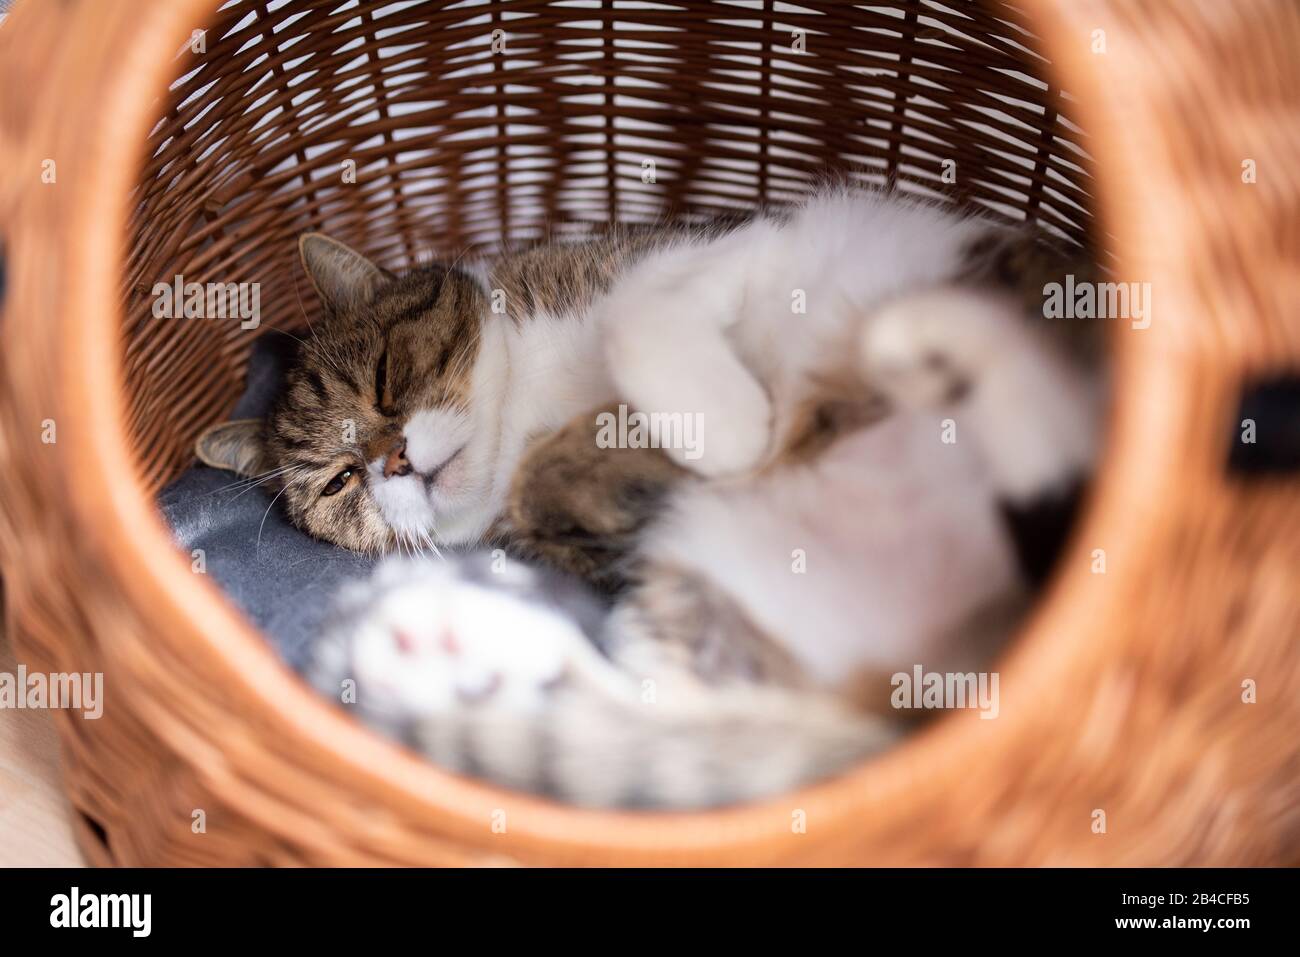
top-left (211, 463), bottom-right (307, 499)
top-left (404, 530), bottom-right (422, 562)
top-left (255, 475), bottom-right (307, 551)
top-left (391, 526), bottom-right (444, 564)
top-left (381, 522), bottom-right (444, 563)
top-left (442, 243), bottom-right (474, 278)
top-left (417, 527), bottom-right (444, 562)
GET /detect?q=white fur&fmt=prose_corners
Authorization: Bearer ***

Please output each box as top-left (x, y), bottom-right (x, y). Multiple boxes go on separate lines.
top-left (336, 188), bottom-right (1103, 779)
top-left (864, 286), bottom-right (1100, 501)
top-left (596, 189), bottom-right (992, 475)
top-left (373, 190), bottom-right (1003, 544)
top-left (340, 560), bottom-right (606, 718)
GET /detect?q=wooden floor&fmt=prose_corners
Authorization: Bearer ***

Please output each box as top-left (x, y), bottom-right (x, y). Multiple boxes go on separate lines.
top-left (0, 619), bottom-right (85, 867)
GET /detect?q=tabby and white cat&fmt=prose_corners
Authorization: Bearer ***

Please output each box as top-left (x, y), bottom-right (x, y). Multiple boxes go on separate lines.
top-left (197, 188), bottom-right (1103, 808)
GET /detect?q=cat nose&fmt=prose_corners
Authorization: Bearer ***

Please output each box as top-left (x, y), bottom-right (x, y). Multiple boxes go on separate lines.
top-left (383, 438), bottom-right (412, 478)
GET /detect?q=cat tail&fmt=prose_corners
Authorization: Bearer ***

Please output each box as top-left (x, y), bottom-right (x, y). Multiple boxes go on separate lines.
top-left (553, 680), bottom-right (895, 809)
top-left (413, 653), bottom-right (897, 810)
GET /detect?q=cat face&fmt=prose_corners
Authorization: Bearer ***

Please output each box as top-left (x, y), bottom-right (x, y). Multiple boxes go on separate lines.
top-left (196, 234), bottom-right (501, 552)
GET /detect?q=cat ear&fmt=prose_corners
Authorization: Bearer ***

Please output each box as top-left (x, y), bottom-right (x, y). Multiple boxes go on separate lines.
top-left (298, 233), bottom-right (393, 313)
top-left (195, 419), bottom-right (268, 477)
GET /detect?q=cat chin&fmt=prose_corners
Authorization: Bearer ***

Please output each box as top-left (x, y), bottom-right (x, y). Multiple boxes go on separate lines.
top-left (373, 482), bottom-right (496, 549)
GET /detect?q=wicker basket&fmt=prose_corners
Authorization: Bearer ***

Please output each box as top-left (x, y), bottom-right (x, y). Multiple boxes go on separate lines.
top-left (1, 0), bottom-right (1297, 866)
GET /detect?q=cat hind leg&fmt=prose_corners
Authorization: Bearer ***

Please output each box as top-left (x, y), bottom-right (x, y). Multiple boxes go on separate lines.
top-left (860, 286), bottom-right (1101, 502)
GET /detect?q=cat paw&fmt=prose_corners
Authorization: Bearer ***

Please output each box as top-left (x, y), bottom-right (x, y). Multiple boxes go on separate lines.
top-left (861, 286), bottom-right (1100, 500)
top-left (680, 372), bottom-right (773, 477)
top-left (607, 354), bottom-right (773, 479)
top-left (860, 287), bottom-right (1011, 410)
top-left (606, 315), bottom-right (772, 478)
top-left (334, 559), bottom-right (587, 717)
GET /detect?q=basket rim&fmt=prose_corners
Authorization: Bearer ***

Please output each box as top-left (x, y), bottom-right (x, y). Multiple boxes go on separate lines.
top-left (47, 0), bottom-right (1228, 862)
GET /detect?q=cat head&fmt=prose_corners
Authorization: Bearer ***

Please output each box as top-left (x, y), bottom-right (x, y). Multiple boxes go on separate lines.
top-left (195, 234), bottom-right (503, 553)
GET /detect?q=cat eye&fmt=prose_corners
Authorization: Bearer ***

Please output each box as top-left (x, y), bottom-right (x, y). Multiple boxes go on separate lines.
top-left (322, 468), bottom-right (355, 497)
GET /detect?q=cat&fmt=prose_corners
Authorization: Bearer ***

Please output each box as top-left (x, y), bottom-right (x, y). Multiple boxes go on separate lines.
top-left (308, 280), bottom-right (1101, 808)
top-left (195, 188), bottom-right (1096, 566)
top-left (197, 186), bottom-right (1103, 807)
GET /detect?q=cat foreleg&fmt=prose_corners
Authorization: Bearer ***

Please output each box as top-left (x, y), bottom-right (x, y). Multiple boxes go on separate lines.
top-left (598, 234), bottom-right (774, 477)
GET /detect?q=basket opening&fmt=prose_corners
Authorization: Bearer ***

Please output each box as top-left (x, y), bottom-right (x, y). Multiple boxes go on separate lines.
top-left (126, 0), bottom-right (1105, 818)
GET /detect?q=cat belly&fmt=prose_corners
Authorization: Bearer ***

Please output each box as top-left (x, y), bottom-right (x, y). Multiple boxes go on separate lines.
top-left (641, 412), bottom-right (1022, 687)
